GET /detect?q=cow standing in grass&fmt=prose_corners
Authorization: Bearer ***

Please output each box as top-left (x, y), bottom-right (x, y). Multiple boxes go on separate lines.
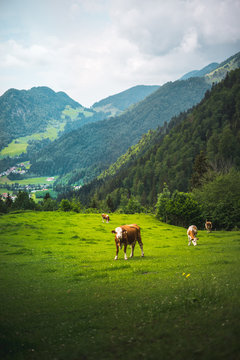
top-left (205, 220), bottom-right (212, 232)
top-left (112, 224), bottom-right (144, 260)
top-left (102, 214), bottom-right (110, 223)
top-left (187, 225), bottom-right (198, 246)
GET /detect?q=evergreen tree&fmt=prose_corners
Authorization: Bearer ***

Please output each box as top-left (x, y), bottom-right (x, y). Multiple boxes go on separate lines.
top-left (190, 151), bottom-right (209, 189)
top-left (5, 193), bottom-right (13, 210)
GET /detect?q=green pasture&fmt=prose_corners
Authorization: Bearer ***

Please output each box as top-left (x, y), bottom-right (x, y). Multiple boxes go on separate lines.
top-left (0, 123), bottom-right (65, 158)
top-left (0, 212), bottom-right (239, 360)
top-left (62, 106), bottom-right (94, 119)
top-left (0, 176), bottom-right (57, 186)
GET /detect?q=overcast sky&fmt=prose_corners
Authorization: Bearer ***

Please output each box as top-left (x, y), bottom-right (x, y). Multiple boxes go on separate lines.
top-left (0, 0), bottom-right (240, 107)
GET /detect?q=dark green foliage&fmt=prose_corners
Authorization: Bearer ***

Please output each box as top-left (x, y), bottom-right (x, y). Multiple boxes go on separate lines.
top-left (59, 199), bottom-right (72, 212)
top-left (193, 169), bottom-right (240, 230)
top-left (13, 191), bottom-right (36, 210)
top-left (5, 193), bottom-right (13, 210)
top-left (30, 77), bottom-right (211, 179)
top-left (190, 151), bottom-right (210, 189)
top-left (156, 185), bottom-right (203, 227)
top-left (0, 198), bottom-right (7, 213)
top-left (41, 198), bottom-right (58, 211)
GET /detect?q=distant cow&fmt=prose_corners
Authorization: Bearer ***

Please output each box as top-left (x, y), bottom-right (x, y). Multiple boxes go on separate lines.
top-left (187, 225), bottom-right (198, 246)
top-left (102, 214), bottom-right (110, 223)
top-left (111, 224), bottom-right (144, 260)
top-left (205, 220), bottom-right (212, 232)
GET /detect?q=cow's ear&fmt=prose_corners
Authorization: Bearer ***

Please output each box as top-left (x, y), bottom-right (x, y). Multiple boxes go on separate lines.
top-left (111, 230), bottom-right (116, 234)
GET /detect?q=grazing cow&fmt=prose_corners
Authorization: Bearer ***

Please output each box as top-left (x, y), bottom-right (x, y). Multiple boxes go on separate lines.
top-left (187, 225), bottom-right (198, 246)
top-left (102, 214), bottom-right (110, 223)
top-left (111, 224), bottom-right (144, 260)
top-left (205, 220), bottom-right (212, 232)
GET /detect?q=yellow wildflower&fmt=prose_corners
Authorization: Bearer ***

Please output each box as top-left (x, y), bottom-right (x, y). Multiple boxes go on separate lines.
top-left (186, 274), bottom-right (191, 278)
top-left (182, 272), bottom-right (185, 276)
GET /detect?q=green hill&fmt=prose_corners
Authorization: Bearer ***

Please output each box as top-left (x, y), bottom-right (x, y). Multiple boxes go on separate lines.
top-left (0, 86), bottom-right (106, 155)
top-left (77, 68), bottom-right (240, 208)
top-left (92, 85), bottom-right (160, 116)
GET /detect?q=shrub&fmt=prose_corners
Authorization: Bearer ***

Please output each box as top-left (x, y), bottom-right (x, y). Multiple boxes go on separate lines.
top-left (156, 185), bottom-right (204, 227)
top-left (193, 169), bottom-right (240, 230)
top-left (59, 199), bottom-right (72, 212)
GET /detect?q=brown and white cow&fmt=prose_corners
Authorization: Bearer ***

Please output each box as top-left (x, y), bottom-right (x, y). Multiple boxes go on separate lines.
top-left (187, 225), bottom-right (198, 246)
top-left (111, 224), bottom-right (144, 260)
top-left (205, 220), bottom-right (212, 232)
top-left (102, 214), bottom-right (110, 223)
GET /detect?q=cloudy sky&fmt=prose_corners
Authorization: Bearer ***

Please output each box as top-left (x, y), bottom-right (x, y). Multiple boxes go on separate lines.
top-left (0, 0), bottom-right (240, 107)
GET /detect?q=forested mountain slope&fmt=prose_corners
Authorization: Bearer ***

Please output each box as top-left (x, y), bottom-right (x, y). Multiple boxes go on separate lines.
top-left (92, 85), bottom-right (160, 116)
top-left (30, 77), bottom-right (211, 181)
top-left (76, 68), bottom-right (240, 209)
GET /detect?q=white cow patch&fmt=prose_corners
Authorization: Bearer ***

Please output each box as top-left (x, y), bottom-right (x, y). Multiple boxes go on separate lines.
top-left (115, 227), bottom-right (123, 240)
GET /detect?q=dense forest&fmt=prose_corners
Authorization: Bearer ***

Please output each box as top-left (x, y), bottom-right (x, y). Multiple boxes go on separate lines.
top-left (72, 69), bottom-right (240, 218)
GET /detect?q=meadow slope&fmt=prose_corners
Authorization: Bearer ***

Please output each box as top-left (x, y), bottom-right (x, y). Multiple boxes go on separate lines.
top-left (0, 212), bottom-right (239, 360)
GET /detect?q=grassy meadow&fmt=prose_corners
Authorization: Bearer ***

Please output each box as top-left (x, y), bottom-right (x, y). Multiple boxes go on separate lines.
top-left (0, 212), bottom-right (239, 360)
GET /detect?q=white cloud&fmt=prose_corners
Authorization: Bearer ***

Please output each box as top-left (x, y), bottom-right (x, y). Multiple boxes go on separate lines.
top-left (0, 0), bottom-right (240, 106)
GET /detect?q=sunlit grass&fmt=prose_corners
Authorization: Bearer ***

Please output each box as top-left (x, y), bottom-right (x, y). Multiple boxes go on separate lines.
top-left (0, 212), bottom-right (239, 360)
top-left (0, 176), bottom-right (58, 185)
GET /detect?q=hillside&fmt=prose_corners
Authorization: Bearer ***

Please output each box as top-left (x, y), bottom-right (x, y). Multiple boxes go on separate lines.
top-left (30, 77), bottom-right (211, 181)
top-left (0, 86), bottom-right (106, 153)
top-left (76, 68), bottom-right (240, 208)
top-left (180, 62), bottom-right (219, 80)
top-left (205, 51), bottom-right (240, 84)
top-left (92, 85), bottom-right (160, 116)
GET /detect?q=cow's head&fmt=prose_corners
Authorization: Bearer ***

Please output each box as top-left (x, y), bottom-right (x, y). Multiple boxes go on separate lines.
top-left (111, 227), bottom-right (127, 248)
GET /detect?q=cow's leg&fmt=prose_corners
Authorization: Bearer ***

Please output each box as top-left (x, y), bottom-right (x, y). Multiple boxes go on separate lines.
top-left (130, 242), bottom-right (136, 258)
top-left (138, 238), bottom-right (144, 257)
top-left (114, 243), bottom-right (119, 260)
top-left (188, 236), bottom-right (192, 245)
top-left (124, 243), bottom-right (128, 260)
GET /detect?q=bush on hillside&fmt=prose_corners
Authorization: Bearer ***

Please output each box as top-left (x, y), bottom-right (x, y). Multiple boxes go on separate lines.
top-left (156, 184), bottom-right (204, 227)
top-left (13, 191), bottom-right (36, 211)
top-left (192, 169), bottom-right (240, 230)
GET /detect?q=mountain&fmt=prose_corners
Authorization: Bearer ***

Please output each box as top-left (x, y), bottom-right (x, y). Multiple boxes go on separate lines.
top-left (204, 51), bottom-right (240, 84)
top-left (180, 62), bottom-right (219, 80)
top-left (30, 77), bottom-right (211, 181)
top-left (92, 85), bottom-right (160, 116)
top-left (76, 68), bottom-right (240, 209)
top-left (180, 51), bottom-right (240, 83)
top-left (0, 86), bottom-right (106, 152)
top-left (30, 51), bottom-right (240, 183)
